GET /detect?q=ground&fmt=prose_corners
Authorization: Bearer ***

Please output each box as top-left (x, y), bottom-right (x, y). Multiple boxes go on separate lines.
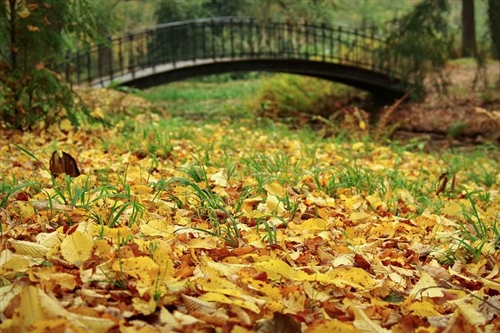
top-left (391, 60), bottom-right (500, 149)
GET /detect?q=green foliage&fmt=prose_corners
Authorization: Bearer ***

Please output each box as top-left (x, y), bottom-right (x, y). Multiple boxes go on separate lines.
top-left (0, 0), bottom-right (103, 130)
top-left (254, 73), bottom-right (358, 122)
top-left (154, 0), bottom-right (337, 25)
top-left (382, 0), bottom-right (454, 99)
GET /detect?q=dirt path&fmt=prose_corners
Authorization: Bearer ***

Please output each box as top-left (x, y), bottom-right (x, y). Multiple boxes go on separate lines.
top-left (390, 60), bottom-right (500, 148)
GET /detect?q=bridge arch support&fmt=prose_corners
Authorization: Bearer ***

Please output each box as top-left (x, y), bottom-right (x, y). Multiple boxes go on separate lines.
top-left (118, 59), bottom-right (405, 100)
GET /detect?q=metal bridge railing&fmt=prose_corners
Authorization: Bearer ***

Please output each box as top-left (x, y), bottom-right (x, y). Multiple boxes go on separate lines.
top-left (64, 17), bottom-right (400, 87)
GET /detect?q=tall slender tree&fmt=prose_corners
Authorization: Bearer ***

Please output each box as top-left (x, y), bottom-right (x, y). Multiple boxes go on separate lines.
top-left (461, 0), bottom-right (476, 57)
top-left (488, 0), bottom-right (500, 60)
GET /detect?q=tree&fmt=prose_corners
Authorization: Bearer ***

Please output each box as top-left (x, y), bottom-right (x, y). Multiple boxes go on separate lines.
top-left (488, 0), bottom-right (500, 60)
top-left (0, 0), bottom-right (104, 129)
top-left (382, 0), bottom-right (452, 99)
top-left (461, 0), bottom-right (476, 57)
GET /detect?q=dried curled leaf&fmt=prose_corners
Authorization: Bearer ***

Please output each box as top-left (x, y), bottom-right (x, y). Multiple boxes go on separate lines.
top-left (181, 294), bottom-right (218, 315)
top-left (49, 151), bottom-right (80, 177)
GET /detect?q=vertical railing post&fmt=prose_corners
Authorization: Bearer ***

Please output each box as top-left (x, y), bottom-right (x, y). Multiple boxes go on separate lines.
top-left (86, 51), bottom-right (91, 84)
top-left (249, 18), bottom-right (254, 58)
top-left (221, 20), bottom-right (226, 58)
top-left (370, 30), bottom-right (375, 71)
top-left (118, 36), bottom-right (123, 75)
top-left (108, 36), bottom-right (114, 82)
top-left (305, 21), bottom-right (309, 60)
top-left (286, 21), bottom-right (292, 57)
top-left (170, 26), bottom-right (176, 67)
top-left (211, 19), bottom-right (216, 60)
top-left (192, 22), bottom-right (197, 62)
top-left (64, 52), bottom-right (70, 85)
top-left (202, 21), bottom-right (206, 59)
top-left (321, 23), bottom-right (326, 62)
top-left (147, 29), bottom-right (155, 73)
top-left (338, 26), bottom-right (342, 64)
top-left (328, 26), bottom-right (333, 62)
top-left (239, 19), bottom-right (244, 57)
top-left (128, 33), bottom-right (135, 78)
top-left (275, 21), bottom-right (279, 57)
top-left (230, 18), bottom-right (235, 59)
top-left (313, 23), bottom-right (317, 58)
top-left (75, 52), bottom-right (80, 84)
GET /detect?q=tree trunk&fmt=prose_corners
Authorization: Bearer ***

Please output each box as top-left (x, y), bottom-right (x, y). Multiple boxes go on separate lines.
top-left (488, 0), bottom-right (500, 60)
top-left (461, 0), bottom-right (476, 57)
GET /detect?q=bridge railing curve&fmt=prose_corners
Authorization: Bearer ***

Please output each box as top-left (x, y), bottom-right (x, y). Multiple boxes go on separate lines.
top-left (64, 17), bottom-right (400, 87)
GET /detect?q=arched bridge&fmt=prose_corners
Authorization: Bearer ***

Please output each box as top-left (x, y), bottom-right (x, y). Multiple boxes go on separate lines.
top-left (64, 17), bottom-right (408, 100)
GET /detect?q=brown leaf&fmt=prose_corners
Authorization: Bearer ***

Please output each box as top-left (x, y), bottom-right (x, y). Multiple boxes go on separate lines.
top-left (49, 151), bottom-right (80, 177)
top-left (256, 312), bottom-right (301, 333)
top-left (354, 253), bottom-right (371, 271)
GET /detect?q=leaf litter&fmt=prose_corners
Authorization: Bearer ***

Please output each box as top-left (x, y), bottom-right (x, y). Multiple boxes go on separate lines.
top-left (1, 91), bottom-right (500, 332)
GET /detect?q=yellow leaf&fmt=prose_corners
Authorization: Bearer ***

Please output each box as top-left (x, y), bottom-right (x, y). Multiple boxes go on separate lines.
top-left (18, 11), bottom-right (31, 19)
top-left (265, 194), bottom-right (285, 214)
top-left (60, 231), bottom-right (93, 266)
top-left (112, 256), bottom-right (158, 287)
top-left (282, 290), bottom-right (306, 313)
top-left (204, 258), bottom-right (247, 277)
top-left (8, 239), bottom-right (48, 258)
top-left (50, 273), bottom-right (77, 290)
top-left (240, 277), bottom-right (281, 299)
top-left (8, 201), bottom-right (35, 219)
top-left (196, 276), bottom-right (243, 294)
top-left (309, 319), bottom-right (358, 333)
top-left (351, 142), bottom-right (365, 151)
top-left (353, 307), bottom-right (391, 333)
top-left (0, 285), bottom-right (23, 315)
top-left (441, 201), bottom-right (463, 217)
top-left (264, 182), bottom-right (286, 197)
top-left (210, 169), bottom-right (228, 187)
top-left (254, 259), bottom-right (310, 281)
top-left (150, 242), bottom-right (175, 282)
top-left (406, 300), bottom-right (440, 317)
top-left (37, 288), bottom-right (115, 332)
top-left (36, 231), bottom-right (62, 249)
top-left (359, 120), bottom-right (367, 130)
top-left (305, 192), bottom-right (335, 207)
top-left (27, 25), bottom-right (39, 32)
top-left (188, 237), bottom-right (219, 249)
top-left (132, 296), bottom-right (156, 315)
top-left (29, 318), bottom-right (71, 332)
top-left (349, 211), bottom-right (371, 223)
top-left (454, 298), bottom-right (486, 326)
top-left (325, 267), bottom-right (377, 290)
top-left (59, 118), bottom-right (73, 131)
top-left (296, 218), bottom-right (328, 231)
top-left (410, 271), bottom-right (443, 298)
top-left (90, 107), bottom-right (105, 119)
top-left (230, 326), bottom-right (254, 333)
top-left (15, 286), bottom-right (44, 331)
top-left (130, 184), bottom-right (152, 195)
top-left (200, 292), bottom-right (260, 313)
top-left (366, 193), bottom-right (387, 210)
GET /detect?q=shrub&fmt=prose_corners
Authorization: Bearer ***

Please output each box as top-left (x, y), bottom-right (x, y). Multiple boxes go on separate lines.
top-left (253, 73), bottom-right (358, 122)
top-left (0, 0), bottom-right (104, 130)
